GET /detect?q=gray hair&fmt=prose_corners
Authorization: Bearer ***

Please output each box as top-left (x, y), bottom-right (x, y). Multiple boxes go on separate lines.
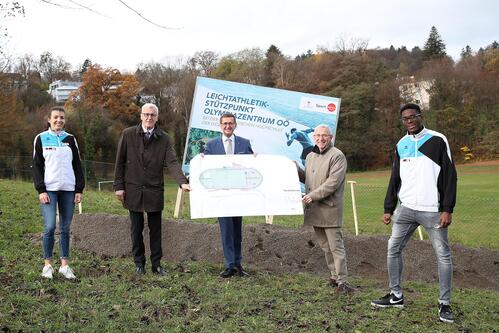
top-left (314, 124), bottom-right (333, 135)
top-left (141, 103), bottom-right (158, 114)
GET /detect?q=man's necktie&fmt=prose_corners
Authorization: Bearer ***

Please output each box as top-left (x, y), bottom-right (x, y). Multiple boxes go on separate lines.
top-left (145, 131), bottom-right (151, 140)
top-left (226, 138), bottom-right (233, 155)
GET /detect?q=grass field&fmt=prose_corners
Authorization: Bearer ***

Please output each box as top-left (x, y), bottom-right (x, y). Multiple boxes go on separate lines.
top-left (0, 163), bottom-right (498, 332)
top-left (341, 161), bottom-right (499, 249)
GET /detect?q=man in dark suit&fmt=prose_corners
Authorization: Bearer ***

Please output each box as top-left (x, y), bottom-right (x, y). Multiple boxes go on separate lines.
top-left (114, 103), bottom-right (190, 275)
top-left (203, 112), bottom-right (254, 278)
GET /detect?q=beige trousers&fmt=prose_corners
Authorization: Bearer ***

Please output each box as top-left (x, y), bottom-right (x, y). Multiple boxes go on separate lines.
top-left (313, 226), bottom-right (348, 284)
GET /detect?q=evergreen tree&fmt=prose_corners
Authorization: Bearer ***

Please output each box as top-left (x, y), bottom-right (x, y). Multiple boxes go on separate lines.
top-left (460, 45), bottom-right (473, 59)
top-left (423, 26), bottom-right (446, 60)
top-left (81, 59), bottom-right (92, 76)
top-left (295, 49), bottom-right (313, 60)
top-left (263, 44), bottom-right (283, 87)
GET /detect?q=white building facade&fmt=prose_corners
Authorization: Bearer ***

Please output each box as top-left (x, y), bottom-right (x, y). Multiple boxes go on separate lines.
top-left (399, 77), bottom-right (432, 109)
top-left (48, 80), bottom-right (81, 103)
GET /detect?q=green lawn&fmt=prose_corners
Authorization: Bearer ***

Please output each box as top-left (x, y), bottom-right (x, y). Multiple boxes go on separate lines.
top-left (341, 162), bottom-right (499, 249)
top-left (0, 166), bottom-right (498, 331)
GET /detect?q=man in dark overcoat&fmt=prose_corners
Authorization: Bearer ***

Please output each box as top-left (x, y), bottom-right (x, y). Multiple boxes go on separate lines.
top-left (114, 103), bottom-right (190, 275)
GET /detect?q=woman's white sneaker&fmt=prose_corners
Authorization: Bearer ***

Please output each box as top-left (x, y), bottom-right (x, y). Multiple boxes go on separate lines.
top-left (41, 265), bottom-right (54, 279)
top-left (58, 265), bottom-right (76, 279)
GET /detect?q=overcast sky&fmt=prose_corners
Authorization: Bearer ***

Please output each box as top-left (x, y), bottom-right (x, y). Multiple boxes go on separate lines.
top-left (4, 0), bottom-right (499, 72)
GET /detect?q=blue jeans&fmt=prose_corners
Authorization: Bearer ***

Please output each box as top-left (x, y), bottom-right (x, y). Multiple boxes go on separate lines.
top-left (41, 191), bottom-right (75, 259)
top-left (387, 205), bottom-right (453, 304)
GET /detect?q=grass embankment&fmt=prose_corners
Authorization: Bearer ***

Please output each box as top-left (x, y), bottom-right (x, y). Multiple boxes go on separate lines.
top-left (0, 173), bottom-right (498, 332)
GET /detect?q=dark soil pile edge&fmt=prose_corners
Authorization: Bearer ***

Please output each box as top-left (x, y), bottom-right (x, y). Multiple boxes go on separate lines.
top-left (72, 213), bottom-right (499, 292)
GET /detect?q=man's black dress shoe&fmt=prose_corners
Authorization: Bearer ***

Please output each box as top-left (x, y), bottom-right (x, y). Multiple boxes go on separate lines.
top-left (220, 267), bottom-right (236, 278)
top-left (136, 266), bottom-right (145, 275)
top-left (152, 266), bottom-right (166, 276)
top-left (235, 266), bottom-right (249, 277)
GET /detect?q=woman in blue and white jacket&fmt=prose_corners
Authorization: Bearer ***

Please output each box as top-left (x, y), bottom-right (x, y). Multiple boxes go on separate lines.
top-left (33, 106), bottom-right (85, 279)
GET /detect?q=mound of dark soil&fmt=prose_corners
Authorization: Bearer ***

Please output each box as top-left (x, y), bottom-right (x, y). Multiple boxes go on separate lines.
top-left (72, 213), bottom-right (499, 291)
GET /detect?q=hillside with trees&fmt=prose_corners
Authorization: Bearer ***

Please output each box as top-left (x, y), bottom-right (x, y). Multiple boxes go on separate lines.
top-left (1, 25), bottom-right (498, 173)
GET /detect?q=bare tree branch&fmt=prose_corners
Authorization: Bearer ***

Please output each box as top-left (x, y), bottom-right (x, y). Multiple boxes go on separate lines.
top-left (67, 0), bottom-right (110, 17)
top-left (39, 0), bottom-right (109, 16)
top-left (116, 0), bottom-right (181, 30)
top-left (39, 0), bottom-right (180, 29)
top-left (39, 0), bottom-right (80, 10)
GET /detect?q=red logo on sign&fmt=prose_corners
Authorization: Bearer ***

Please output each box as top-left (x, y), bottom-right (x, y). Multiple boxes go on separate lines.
top-left (327, 103), bottom-right (336, 112)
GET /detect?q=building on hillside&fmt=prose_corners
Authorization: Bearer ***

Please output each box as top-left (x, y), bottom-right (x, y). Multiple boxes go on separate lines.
top-left (398, 76), bottom-right (432, 109)
top-left (48, 80), bottom-right (81, 103)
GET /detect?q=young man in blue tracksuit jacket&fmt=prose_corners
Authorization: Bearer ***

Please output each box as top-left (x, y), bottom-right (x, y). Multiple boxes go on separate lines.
top-left (371, 103), bottom-right (457, 324)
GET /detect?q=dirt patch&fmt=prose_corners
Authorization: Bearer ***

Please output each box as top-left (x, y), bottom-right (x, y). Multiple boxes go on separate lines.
top-left (72, 213), bottom-right (499, 292)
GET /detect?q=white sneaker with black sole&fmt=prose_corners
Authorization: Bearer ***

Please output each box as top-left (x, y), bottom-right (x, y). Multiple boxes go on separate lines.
top-left (438, 303), bottom-right (454, 323)
top-left (41, 264), bottom-right (53, 279)
top-left (371, 292), bottom-right (404, 308)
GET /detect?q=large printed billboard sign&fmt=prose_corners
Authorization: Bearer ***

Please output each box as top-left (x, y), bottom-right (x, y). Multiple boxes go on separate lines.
top-left (182, 77), bottom-right (341, 174)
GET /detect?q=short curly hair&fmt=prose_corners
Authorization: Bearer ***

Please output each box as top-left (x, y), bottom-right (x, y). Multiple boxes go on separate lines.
top-left (400, 103), bottom-right (421, 114)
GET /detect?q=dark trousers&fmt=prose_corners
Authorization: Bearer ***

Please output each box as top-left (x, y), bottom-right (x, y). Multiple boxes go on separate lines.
top-left (129, 210), bottom-right (162, 268)
top-left (218, 216), bottom-right (243, 269)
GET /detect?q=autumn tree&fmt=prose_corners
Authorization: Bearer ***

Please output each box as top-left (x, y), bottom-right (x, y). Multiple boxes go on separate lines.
top-left (482, 44), bottom-right (499, 75)
top-left (135, 62), bottom-right (177, 109)
top-left (0, 74), bottom-right (19, 136)
top-left (37, 51), bottom-right (72, 84)
top-left (211, 48), bottom-right (265, 85)
top-left (188, 51), bottom-right (219, 77)
top-left (12, 54), bottom-right (52, 111)
top-left (14, 54), bottom-right (39, 85)
top-left (68, 65), bottom-right (140, 125)
top-left (0, 72), bottom-right (34, 180)
top-left (334, 35), bottom-right (369, 55)
top-left (418, 42), bottom-right (499, 160)
top-left (332, 82), bottom-right (380, 170)
top-left (373, 80), bottom-right (403, 161)
top-left (135, 61), bottom-right (192, 158)
top-left (64, 65), bottom-right (140, 166)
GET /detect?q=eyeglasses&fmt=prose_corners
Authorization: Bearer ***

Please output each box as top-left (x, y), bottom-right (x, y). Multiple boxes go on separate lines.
top-left (221, 122), bottom-right (235, 126)
top-left (313, 134), bottom-right (331, 138)
top-left (141, 113), bottom-right (157, 118)
top-left (400, 114), bottom-right (421, 123)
